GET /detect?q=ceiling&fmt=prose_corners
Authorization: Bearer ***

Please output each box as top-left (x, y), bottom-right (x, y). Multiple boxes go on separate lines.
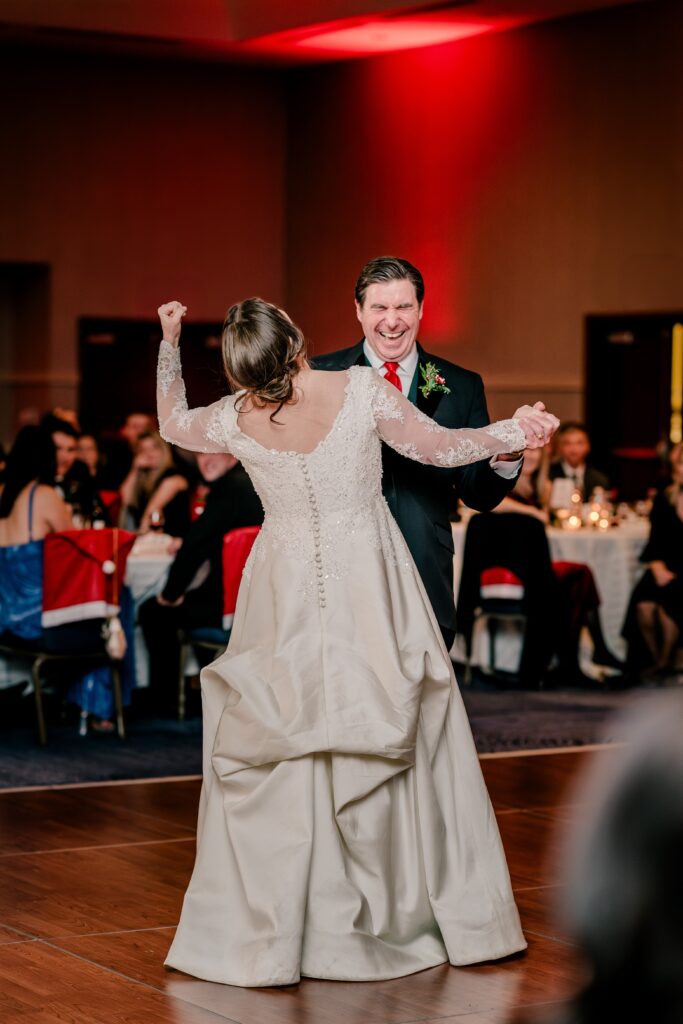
top-left (0, 0), bottom-right (650, 64)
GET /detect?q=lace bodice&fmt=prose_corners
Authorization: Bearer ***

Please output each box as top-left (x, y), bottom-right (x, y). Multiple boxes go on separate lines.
top-left (157, 341), bottom-right (525, 597)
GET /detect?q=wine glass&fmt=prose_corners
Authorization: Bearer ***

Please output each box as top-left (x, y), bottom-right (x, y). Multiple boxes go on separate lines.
top-left (149, 509), bottom-right (165, 534)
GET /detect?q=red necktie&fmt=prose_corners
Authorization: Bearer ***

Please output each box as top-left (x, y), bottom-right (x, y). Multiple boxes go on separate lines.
top-left (383, 361), bottom-right (402, 392)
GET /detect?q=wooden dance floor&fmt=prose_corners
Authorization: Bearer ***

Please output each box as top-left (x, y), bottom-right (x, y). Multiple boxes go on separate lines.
top-left (0, 747), bottom-right (610, 1023)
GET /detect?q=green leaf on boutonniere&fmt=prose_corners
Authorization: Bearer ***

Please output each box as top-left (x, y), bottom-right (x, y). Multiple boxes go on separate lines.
top-left (419, 362), bottom-right (451, 399)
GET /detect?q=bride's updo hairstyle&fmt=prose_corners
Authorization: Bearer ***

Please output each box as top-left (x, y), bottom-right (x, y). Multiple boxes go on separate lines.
top-left (222, 298), bottom-right (307, 420)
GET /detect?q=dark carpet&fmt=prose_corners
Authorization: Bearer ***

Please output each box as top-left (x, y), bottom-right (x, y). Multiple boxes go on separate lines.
top-left (0, 676), bottom-right (666, 789)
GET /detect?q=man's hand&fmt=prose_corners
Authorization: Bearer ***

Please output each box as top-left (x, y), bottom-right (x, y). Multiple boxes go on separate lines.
top-left (513, 401), bottom-right (560, 450)
top-left (156, 593), bottom-right (185, 608)
top-left (158, 301), bottom-right (187, 347)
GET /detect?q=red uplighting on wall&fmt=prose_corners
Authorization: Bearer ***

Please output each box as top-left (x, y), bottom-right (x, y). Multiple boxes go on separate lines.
top-left (295, 20), bottom-right (492, 56)
top-left (248, 17), bottom-right (495, 61)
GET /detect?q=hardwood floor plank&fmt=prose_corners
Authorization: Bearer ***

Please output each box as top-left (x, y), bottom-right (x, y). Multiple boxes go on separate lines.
top-left (57, 780), bottom-right (203, 832)
top-left (482, 750), bottom-right (614, 812)
top-left (0, 941), bottom-right (236, 1023)
top-left (0, 924), bottom-right (39, 945)
top-left (416, 1005), bottom-right (568, 1023)
top-left (515, 887), bottom-right (573, 946)
top-left (496, 811), bottom-right (564, 889)
top-left (49, 926), bottom-right (582, 1024)
top-left (0, 789), bottom-right (195, 855)
top-left (0, 840), bottom-right (195, 939)
top-left (0, 749), bottom-right (596, 1022)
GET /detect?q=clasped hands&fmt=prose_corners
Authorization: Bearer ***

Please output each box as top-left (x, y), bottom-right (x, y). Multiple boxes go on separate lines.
top-left (512, 402), bottom-right (559, 451)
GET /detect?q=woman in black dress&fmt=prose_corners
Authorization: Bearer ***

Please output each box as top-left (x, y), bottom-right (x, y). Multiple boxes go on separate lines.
top-left (624, 443), bottom-right (683, 677)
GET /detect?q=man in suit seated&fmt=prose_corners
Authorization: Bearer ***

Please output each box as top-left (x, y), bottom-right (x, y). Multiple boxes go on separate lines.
top-left (138, 451), bottom-right (263, 716)
top-left (313, 255), bottom-right (557, 651)
top-left (549, 421), bottom-right (610, 501)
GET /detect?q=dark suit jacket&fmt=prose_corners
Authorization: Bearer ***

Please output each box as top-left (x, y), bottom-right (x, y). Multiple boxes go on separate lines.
top-left (548, 462), bottom-right (610, 501)
top-left (313, 340), bottom-right (520, 638)
top-left (162, 464), bottom-right (264, 628)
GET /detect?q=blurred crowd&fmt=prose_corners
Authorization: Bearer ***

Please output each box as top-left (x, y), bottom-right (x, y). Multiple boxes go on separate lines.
top-left (465, 422), bottom-right (683, 686)
top-left (0, 406), bottom-right (264, 731)
top-left (0, 408), bottom-right (681, 732)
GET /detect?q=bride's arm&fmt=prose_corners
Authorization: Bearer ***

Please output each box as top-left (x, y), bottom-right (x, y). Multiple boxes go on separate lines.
top-left (369, 373), bottom-right (558, 468)
top-left (156, 301), bottom-right (234, 454)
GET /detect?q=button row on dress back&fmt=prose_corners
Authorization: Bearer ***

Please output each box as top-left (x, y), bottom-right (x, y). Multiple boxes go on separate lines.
top-left (298, 454), bottom-right (326, 609)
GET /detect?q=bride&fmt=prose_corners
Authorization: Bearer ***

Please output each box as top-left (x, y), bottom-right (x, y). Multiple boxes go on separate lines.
top-left (157, 298), bottom-right (557, 987)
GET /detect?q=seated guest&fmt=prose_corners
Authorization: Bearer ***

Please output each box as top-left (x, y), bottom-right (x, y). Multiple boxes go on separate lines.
top-left (0, 426), bottom-right (133, 732)
top-left (493, 447), bottom-right (623, 678)
top-left (99, 412), bottom-right (155, 489)
top-left (491, 445), bottom-right (551, 521)
top-left (0, 427), bottom-right (72, 641)
top-left (41, 413), bottom-right (99, 521)
top-left (139, 451), bottom-right (263, 716)
top-left (119, 431), bottom-right (190, 537)
top-left (623, 442), bottom-right (683, 679)
top-left (549, 421), bottom-right (610, 500)
top-left (77, 433), bottom-right (104, 483)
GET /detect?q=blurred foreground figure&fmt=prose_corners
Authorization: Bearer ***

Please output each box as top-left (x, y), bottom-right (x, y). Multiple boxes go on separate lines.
top-left (558, 694), bottom-right (683, 1024)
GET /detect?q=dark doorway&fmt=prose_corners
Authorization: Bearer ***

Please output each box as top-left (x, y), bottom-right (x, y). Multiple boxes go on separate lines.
top-left (585, 313), bottom-right (682, 500)
top-left (78, 317), bottom-right (225, 437)
top-left (0, 262), bottom-right (50, 446)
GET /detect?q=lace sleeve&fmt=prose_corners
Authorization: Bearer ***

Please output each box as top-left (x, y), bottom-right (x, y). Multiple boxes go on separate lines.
top-left (157, 341), bottom-right (234, 453)
top-left (368, 372), bottom-right (526, 467)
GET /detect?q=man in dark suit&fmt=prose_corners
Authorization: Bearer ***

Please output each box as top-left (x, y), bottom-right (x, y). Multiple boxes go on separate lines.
top-left (313, 256), bottom-right (557, 650)
top-left (548, 421), bottom-right (610, 500)
top-left (138, 451), bottom-right (263, 715)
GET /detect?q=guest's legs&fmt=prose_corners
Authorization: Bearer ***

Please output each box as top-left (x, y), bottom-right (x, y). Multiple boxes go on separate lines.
top-left (657, 607), bottom-right (680, 669)
top-left (636, 601), bottom-right (661, 664)
top-left (138, 597), bottom-right (183, 716)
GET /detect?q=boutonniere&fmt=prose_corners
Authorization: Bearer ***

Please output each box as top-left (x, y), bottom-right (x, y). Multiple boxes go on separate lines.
top-left (419, 361), bottom-right (451, 399)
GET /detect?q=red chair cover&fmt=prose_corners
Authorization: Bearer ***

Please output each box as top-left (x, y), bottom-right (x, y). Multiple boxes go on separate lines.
top-left (222, 527), bottom-right (260, 630)
top-left (42, 528), bottom-right (137, 628)
top-left (480, 567), bottom-right (525, 601)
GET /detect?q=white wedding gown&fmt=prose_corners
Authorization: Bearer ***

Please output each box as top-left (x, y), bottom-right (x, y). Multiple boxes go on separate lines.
top-left (156, 341), bottom-right (527, 986)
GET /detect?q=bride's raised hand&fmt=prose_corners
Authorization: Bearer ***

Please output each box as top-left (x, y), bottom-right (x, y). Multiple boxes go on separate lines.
top-left (158, 301), bottom-right (187, 347)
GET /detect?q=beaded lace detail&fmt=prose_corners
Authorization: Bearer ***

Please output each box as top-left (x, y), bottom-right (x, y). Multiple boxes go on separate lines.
top-left (157, 351), bottom-right (527, 602)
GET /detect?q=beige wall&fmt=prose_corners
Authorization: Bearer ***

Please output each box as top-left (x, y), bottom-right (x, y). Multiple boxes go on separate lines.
top-left (0, 50), bottom-right (286, 442)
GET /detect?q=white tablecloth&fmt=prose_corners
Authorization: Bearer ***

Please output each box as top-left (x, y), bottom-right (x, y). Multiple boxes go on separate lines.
top-left (126, 550), bottom-right (174, 689)
top-left (451, 519), bottom-right (650, 658)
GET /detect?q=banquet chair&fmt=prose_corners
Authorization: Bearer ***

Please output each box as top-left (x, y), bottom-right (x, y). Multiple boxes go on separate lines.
top-left (457, 513), bottom-right (557, 687)
top-left (475, 567), bottom-right (527, 678)
top-left (0, 528), bottom-right (136, 745)
top-left (177, 526), bottom-right (260, 720)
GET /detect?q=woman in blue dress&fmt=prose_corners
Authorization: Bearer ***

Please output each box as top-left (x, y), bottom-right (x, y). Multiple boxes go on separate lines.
top-left (0, 426), bottom-right (134, 729)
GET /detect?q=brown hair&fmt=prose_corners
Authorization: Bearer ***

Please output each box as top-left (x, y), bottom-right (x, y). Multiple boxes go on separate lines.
top-left (222, 298), bottom-right (307, 421)
top-left (354, 256), bottom-right (425, 307)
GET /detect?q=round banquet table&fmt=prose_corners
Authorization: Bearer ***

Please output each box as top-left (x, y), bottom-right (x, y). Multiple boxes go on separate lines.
top-left (451, 519), bottom-right (650, 658)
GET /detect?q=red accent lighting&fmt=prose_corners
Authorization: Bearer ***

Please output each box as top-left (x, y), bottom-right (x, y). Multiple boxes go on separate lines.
top-left (295, 20), bottom-right (492, 56)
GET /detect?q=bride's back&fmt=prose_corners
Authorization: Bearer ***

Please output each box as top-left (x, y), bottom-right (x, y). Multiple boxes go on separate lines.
top-left (235, 368), bottom-right (351, 456)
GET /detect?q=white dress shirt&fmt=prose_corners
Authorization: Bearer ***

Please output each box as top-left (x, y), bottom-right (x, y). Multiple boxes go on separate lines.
top-left (362, 339), bottom-right (520, 478)
top-left (561, 461), bottom-right (584, 492)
